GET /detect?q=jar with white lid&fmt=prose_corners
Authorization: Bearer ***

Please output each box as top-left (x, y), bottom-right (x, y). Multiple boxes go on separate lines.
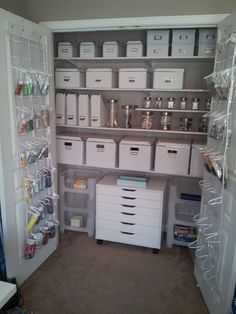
top-left (160, 112), bottom-right (171, 130)
top-left (141, 111), bottom-right (153, 129)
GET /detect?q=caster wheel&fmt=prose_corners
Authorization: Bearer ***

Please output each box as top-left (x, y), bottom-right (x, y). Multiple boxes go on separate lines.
top-left (97, 239), bottom-right (103, 245)
top-left (152, 248), bottom-right (159, 254)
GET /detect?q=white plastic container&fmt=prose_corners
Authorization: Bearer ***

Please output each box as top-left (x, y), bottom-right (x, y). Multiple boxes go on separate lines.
top-left (57, 133), bottom-right (84, 165)
top-left (126, 41), bottom-right (144, 57)
top-left (55, 68), bottom-right (85, 89)
top-left (90, 95), bottom-right (106, 127)
top-left (66, 94), bottom-right (78, 126)
top-left (172, 29), bottom-right (196, 44)
top-left (103, 41), bottom-right (124, 57)
top-left (78, 94), bottom-right (90, 127)
top-left (80, 42), bottom-right (101, 58)
top-left (171, 43), bottom-right (194, 57)
top-left (147, 30), bottom-right (170, 44)
top-left (119, 137), bottom-right (155, 171)
top-left (86, 68), bottom-right (117, 88)
top-left (56, 93), bottom-right (66, 125)
top-left (58, 42), bottom-right (79, 58)
top-left (119, 68), bottom-right (148, 89)
top-left (153, 68), bottom-right (184, 89)
top-left (86, 136), bottom-right (120, 168)
top-left (154, 139), bottom-right (191, 175)
top-left (190, 143), bottom-right (205, 177)
top-left (147, 43), bottom-right (169, 57)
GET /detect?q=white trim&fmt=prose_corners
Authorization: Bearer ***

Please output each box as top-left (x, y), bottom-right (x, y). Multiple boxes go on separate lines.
top-left (40, 14), bottom-right (228, 32)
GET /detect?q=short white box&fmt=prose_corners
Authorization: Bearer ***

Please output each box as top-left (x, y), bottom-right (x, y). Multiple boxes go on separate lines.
top-left (55, 68), bottom-right (85, 89)
top-left (119, 137), bottom-right (155, 171)
top-left (103, 41), bottom-right (124, 57)
top-left (56, 93), bottom-right (66, 125)
top-left (80, 42), bottom-right (101, 58)
top-left (57, 134), bottom-right (84, 165)
top-left (90, 95), bottom-right (106, 127)
top-left (171, 43), bottom-right (194, 57)
top-left (66, 94), bottom-right (78, 126)
top-left (58, 42), bottom-right (79, 58)
top-left (153, 68), bottom-right (184, 89)
top-left (86, 68), bottom-right (117, 88)
top-left (119, 68), bottom-right (148, 89)
top-left (86, 136), bottom-right (120, 168)
top-left (147, 30), bottom-right (170, 44)
top-left (126, 41), bottom-right (144, 57)
top-left (190, 143), bottom-right (205, 177)
top-left (199, 29), bottom-right (217, 43)
top-left (78, 94), bottom-right (90, 127)
top-left (147, 43), bottom-right (169, 57)
top-left (172, 29), bottom-right (196, 44)
top-left (154, 139), bottom-right (190, 175)
top-left (198, 43), bottom-right (216, 57)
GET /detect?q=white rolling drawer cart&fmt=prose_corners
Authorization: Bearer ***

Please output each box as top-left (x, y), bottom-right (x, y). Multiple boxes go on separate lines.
top-left (96, 174), bottom-right (167, 252)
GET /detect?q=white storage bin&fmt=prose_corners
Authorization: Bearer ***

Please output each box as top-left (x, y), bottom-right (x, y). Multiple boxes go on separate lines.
top-left (55, 68), bottom-right (85, 89)
top-left (190, 143), bottom-right (205, 177)
top-left (56, 93), bottom-right (66, 125)
top-left (172, 29), bottom-right (196, 43)
top-left (86, 68), bottom-right (117, 88)
top-left (66, 94), bottom-right (78, 126)
top-left (80, 42), bottom-right (101, 58)
top-left (154, 139), bottom-right (191, 175)
top-left (58, 42), bottom-right (79, 58)
top-left (78, 94), bottom-right (90, 127)
top-left (86, 135), bottom-right (120, 168)
top-left (90, 95), bottom-right (106, 127)
top-left (147, 30), bottom-right (170, 44)
top-left (171, 43), bottom-right (194, 57)
top-left (198, 43), bottom-right (216, 57)
top-left (103, 41), bottom-right (124, 57)
top-left (199, 28), bottom-right (217, 43)
top-left (57, 133), bottom-right (84, 165)
top-left (147, 43), bottom-right (169, 57)
top-left (119, 137), bottom-right (155, 171)
top-left (126, 41), bottom-right (144, 57)
top-left (153, 68), bottom-right (184, 89)
top-left (119, 68), bottom-right (148, 89)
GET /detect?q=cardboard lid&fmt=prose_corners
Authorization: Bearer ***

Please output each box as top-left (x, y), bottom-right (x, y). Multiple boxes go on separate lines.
top-left (127, 41), bottom-right (144, 45)
top-left (58, 42), bottom-right (78, 47)
top-left (121, 136), bottom-right (155, 146)
top-left (156, 138), bottom-right (190, 148)
top-left (154, 68), bottom-right (184, 73)
top-left (119, 68), bottom-right (147, 72)
top-left (56, 133), bottom-right (83, 141)
top-left (103, 41), bottom-right (121, 45)
top-left (86, 68), bottom-right (115, 72)
top-left (80, 41), bottom-right (99, 46)
top-left (87, 135), bottom-right (122, 143)
top-left (55, 68), bottom-right (82, 72)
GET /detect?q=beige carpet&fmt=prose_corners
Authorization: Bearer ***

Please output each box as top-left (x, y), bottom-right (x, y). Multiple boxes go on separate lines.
top-left (20, 232), bottom-right (208, 314)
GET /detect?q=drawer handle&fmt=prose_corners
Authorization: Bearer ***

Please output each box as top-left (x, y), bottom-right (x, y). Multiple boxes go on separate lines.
top-left (122, 188), bottom-right (136, 192)
top-left (122, 196), bottom-right (136, 200)
top-left (121, 222), bottom-right (135, 226)
top-left (121, 204), bottom-right (136, 208)
top-left (121, 231), bottom-right (134, 235)
top-left (121, 212), bottom-right (135, 216)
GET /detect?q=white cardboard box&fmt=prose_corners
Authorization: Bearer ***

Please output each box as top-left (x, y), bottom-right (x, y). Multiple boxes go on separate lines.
top-left (80, 42), bottom-right (101, 57)
top-left (103, 41), bottom-right (124, 57)
top-left (58, 42), bottom-right (79, 58)
top-left (119, 137), bottom-right (155, 171)
top-left (66, 94), bottom-right (78, 126)
top-left (171, 43), bottom-right (194, 57)
top-left (119, 68), bottom-right (148, 89)
top-left (198, 43), bottom-right (216, 57)
top-left (78, 94), bottom-right (90, 127)
top-left (172, 29), bottom-right (196, 44)
top-left (147, 43), bottom-right (169, 57)
top-left (55, 68), bottom-right (85, 89)
top-left (90, 95), bottom-right (106, 127)
top-left (56, 93), bottom-right (66, 125)
top-left (190, 143), bottom-right (205, 177)
top-left (57, 133), bottom-right (84, 165)
top-left (126, 41), bottom-right (144, 57)
top-left (154, 139), bottom-right (190, 175)
top-left (153, 68), bottom-right (184, 89)
top-left (86, 68), bottom-right (117, 88)
top-left (147, 30), bottom-right (170, 44)
top-left (199, 28), bottom-right (217, 43)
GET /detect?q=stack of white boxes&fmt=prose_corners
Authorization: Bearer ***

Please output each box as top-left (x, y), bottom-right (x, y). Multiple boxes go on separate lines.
top-left (171, 29), bottom-right (196, 57)
top-left (147, 30), bottom-right (170, 57)
top-left (198, 28), bottom-right (217, 57)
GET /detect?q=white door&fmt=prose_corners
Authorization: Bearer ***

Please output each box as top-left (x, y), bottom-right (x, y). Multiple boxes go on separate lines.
top-left (194, 11), bottom-right (236, 314)
top-left (0, 8), bottom-right (58, 285)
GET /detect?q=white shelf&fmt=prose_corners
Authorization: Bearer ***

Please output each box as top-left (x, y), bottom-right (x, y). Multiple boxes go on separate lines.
top-left (136, 108), bottom-right (209, 113)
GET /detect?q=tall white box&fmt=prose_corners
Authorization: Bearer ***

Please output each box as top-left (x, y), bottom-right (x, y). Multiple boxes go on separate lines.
top-left (78, 94), bottom-right (90, 127)
top-left (119, 137), bottom-right (155, 171)
top-left (80, 42), bottom-right (101, 58)
top-left (86, 136), bottom-right (120, 168)
top-left (55, 68), bottom-right (85, 89)
top-left (153, 68), bottom-right (184, 89)
top-left (103, 41), bottom-right (124, 57)
top-left (154, 139), bottom-right (191, 175)
top-left (66, 94), bottom-right (78, 126)
top-left (58, 42), bottom-right (79, 58)
top-left (126, 41), bottom-right (144, 57)
top-left (57, 133), bottom-right (84, 165)
top-left (86, 68), bottom-right (117, 88)
top-left (119, 68), bottom-right (148, 89)
top-left (56, 93), bottom-right (66, 125)
top-left (190, 143), bottom-right (205, 177)
top-left (90, 95), bottom-right (106, 127)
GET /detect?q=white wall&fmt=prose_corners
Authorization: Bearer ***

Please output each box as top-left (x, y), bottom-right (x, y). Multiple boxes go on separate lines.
top-left (27, 0), bottom-right (236, 22)
top-left (0, 0), bottom-right (27, 18)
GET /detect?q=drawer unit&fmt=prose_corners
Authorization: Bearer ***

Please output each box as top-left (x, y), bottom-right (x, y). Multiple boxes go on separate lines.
top-left (58, 42), bottom-right (79, 58)
top-left (57, 134), bottom-right (84, 165)
top-left (119, 137), bottom-right (155, 171)
top-left (78, 94), bottom-right (90, 127)
top-left (103, 41), bottom-right (124, 57)
top-left (80, 42), bottom-right (101, 57)
top-left (66, 94), bottom-right (77, 126)
top-left (90, 95), bottom-right (106, 127)
top-left (147, 30), bottom-right (170, 44)
top-left (126, 41), bottom-right (144, 57)
top-left (118, 68), bottom-right (149, 89)
top-left (153, 68), bottom-right (184, 89)
top-left (189, 143), bottom-right (205, 177)
top-left (55, 68), bottom-right (85, 89)
top-left (86, 68), bottom-right (117, 88)
top-left (147, 43), bottom-right (169, 57)
top-left (56, 93), bottom-right (66, 125)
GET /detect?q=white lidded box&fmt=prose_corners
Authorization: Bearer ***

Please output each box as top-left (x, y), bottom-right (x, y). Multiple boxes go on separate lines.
top-left (56, 93), bottom-right (66, 125)
top-left (103, 41), bottom-right (124, 57)
top-left (119, 68), bottom-right (149, 89)
top-left (66, 94), bottom-right (78, 126)
top-left (147, 30), bottom-right (170, 44)
top-left (90, 95), bottom-right (106, 127)
top-left (57, 133), bottom-right (84, 165)
top-left (119, 136), bottom-right (155, 171)
top-left (78, 94), bottom-right (90, 127)
top-left (147, 43), bottom-right (169, 57)
top-left (154, 139), bottom-right (191, 175)
top-left (172, 29), bottom-right (196, 44)
top-left (171, 44), bottom-right (194, 57)
top-left (58, 42), bottom-right (79, 58)
top-left (86, 68), bottom-right (117, 88)
top-left (199, 28), bottom-right (217, 43)
top-left (153, 68), bottom-right (184, 89)
top-left (190, 142), bottom-right (205, 177)
top-left (80, 42), bottom-right (101, 58)
top-left (198, 43), bottom-right (216, 57)
top-left (55, 68), bottom-right (85, 89)
top-left (126, 41), bottom-right (144, 57)
top-left (86, 135), bottom-right (120, 168)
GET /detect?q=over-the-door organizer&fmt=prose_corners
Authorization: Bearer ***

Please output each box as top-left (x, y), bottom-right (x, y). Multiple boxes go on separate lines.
top-left (11, 33), bottom-right (58, 259)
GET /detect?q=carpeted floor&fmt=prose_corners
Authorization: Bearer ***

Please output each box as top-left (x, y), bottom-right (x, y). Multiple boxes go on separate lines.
top-left (20, 232), bottom-right (208, 314)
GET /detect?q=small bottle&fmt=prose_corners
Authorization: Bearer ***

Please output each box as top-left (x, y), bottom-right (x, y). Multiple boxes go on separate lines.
top-left (144, 96), bottom-right (152, 109)
top-left (192, 98), bottom-right (199, 110)
top-left (180, 97), bottom-right (187, 110)
top-left (167, 97), bottom-right (175, 109)
top-left (155, 97), bottom-right (162, 109)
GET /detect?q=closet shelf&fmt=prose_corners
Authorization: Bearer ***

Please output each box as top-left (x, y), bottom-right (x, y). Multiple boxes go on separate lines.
top-left (135, 108), bottom-right (209, 113)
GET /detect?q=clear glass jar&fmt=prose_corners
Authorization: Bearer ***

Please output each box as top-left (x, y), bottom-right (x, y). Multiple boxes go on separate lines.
top-left (192, 98), bottom-right (199, 110)
top-left (167, 97), bottom-right (175, 109)
top-left (141, 111), bottom-right (153, 129)
top-left (155, 97), bottom-right (162, 109)
top-left (199, 117), bottom-right (208, 133)
top-left (122, 105), bottom-right (133, 128)
top-left (107, 99), bottom-right (118, 128)
top-left (144, 96), bottom-right (152, 109)
top-left (179, 97), bottom-right (187, 110)
top-left (180, 117), bottom-right (192, 131)
top-left (160, 112), bottom-right (171, 130)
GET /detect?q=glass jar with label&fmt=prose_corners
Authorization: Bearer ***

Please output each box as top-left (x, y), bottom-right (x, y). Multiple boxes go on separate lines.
top-left (155, 97), bottom-right (162, 109)
top-left (180, 117), bottom-right (192, 131)
top-left (141, 111), bottom-right (153, 129)
top-left (179, 97), bottom-right (187, 110)
top-left (144, 96), bottom-right (152, 109)
top-left (107, 99), bottom-right (118, 128)
top-left (160, 112), bottom-right (171, 130)
top-left (167, 97), bottom-right (175, 109)
top-left (192, 98), bottom-right (199, 110)
top-left (199, 117), bottom-right (208, 133)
